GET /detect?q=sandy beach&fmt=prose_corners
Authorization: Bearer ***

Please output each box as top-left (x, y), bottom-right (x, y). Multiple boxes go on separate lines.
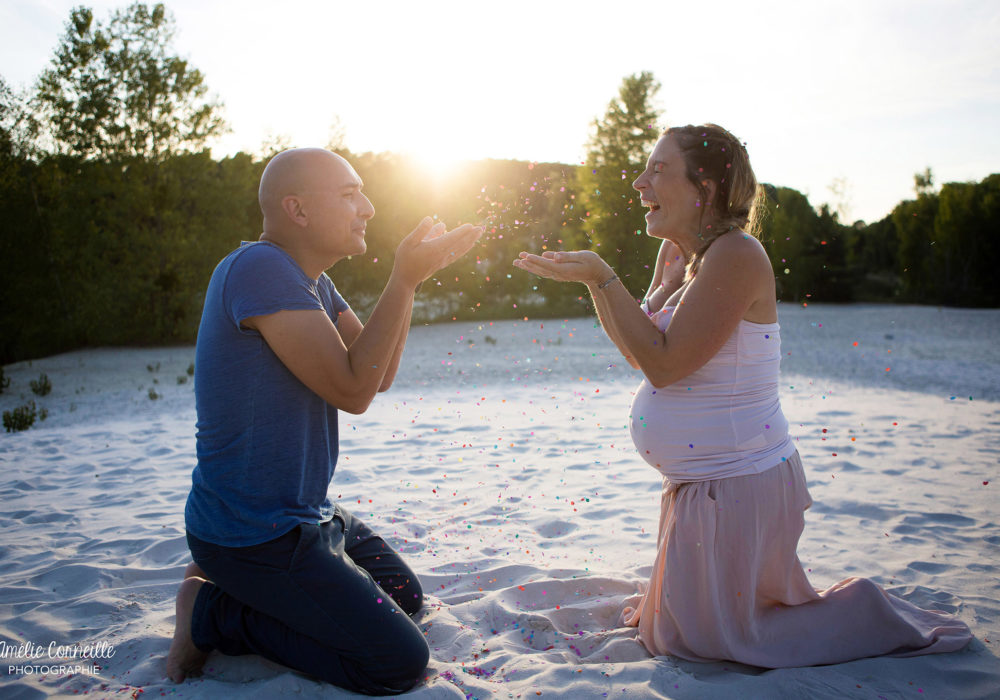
top-left (1, 303), bottom-right (998, 699)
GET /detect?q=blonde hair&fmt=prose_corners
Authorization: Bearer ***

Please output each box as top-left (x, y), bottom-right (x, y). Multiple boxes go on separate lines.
top-left (664, 123), bottom-right (765, 276)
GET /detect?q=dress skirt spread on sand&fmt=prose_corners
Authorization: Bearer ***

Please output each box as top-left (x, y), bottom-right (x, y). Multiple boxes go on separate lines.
top-left (622, 451), bottom-right (973, 667)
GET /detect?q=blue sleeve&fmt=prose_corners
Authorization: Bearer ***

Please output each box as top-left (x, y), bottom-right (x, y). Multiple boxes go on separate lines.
top-left (224, 244), bottom-right (324, 328)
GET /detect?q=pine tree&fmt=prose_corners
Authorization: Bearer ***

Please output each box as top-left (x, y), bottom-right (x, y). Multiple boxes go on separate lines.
top-left (578, 72), bottom-right (662, 295)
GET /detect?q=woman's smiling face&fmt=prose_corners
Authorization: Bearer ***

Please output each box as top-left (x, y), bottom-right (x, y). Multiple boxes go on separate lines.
top-left (632, 135), bottom-right (708, 244)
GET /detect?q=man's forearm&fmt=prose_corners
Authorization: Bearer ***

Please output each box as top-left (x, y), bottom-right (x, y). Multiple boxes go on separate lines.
top-left (378, 298), bottom-right (413, 391)
top-left (345, 274), bottom-right (415, 400)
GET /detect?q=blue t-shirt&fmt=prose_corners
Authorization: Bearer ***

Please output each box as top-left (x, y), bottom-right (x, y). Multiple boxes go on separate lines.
top-left (185, 241), bottom-right (350, 546)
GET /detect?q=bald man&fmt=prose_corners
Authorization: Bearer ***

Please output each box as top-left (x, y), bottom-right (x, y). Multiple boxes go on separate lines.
top-left (166, 148), bottom-right (481, 693)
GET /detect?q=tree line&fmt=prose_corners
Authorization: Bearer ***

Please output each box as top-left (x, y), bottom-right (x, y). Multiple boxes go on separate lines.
top-left (1, 4), bottom-right (997, 365)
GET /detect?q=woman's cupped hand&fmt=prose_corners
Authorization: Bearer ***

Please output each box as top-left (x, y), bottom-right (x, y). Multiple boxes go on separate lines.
top-left (513, 250), bottom-right (613, 286)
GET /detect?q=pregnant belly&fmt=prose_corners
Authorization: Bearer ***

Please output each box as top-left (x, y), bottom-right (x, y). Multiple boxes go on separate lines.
top-left (629, 381), bottom-right (774, 471)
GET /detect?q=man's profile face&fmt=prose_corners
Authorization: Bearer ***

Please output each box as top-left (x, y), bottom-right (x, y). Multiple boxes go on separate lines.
top-left (302, 155), bottom-right (375, 259)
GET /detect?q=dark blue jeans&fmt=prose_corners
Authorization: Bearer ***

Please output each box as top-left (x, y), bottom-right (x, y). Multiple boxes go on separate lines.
top-left (187, 505), bottom-right (428, 695)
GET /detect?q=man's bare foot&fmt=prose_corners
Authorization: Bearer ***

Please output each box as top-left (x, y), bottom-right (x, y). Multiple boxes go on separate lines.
top-left (166, 577), bottom-right (209, 683)
top-left (184, 562), bottom-right (207, 580)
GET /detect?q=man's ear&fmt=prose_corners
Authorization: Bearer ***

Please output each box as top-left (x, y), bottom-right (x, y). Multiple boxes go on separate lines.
top-left (281, 195), bottom-right (309, 227)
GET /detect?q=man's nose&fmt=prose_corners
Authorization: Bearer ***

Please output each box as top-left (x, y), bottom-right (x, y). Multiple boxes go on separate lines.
top-left (360, 194), bottom-right (375, 219)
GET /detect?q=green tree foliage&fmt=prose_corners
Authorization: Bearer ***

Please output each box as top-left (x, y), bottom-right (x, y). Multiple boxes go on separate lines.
top-left (845, 215), bottom-right (898, 301)
top-left (914, 167), bottom-right (934, 197)
top-left (0, 78), bottom-right (56, 362)
top-left (891, 172), bottom-right (1000, 307)
top-left (893, 190), bottom-right (940, 301)
top-left (757, 189), bottom-right (853, 303)
top-left (0, 76), bottom-right (14, 146)
top-left (14, 153), bottom-right (262, 354)
top-left (4, 34), bottom-right (1000, 366)
top-left (973, 174), bottom-right (1000, 307)
top-left (1, 2), bottom-right (237, 362)
top-left (0, 77), bottom-right (23, 160)
top-left (578, 72), bottom-right (662, 296)
top-left (932, 177), bottom-right (1000, 306)
top-left (759, 186), bottom-right (812, 301)
top-left (35, 3), bottom-right (224, 160)
top-left (811, 204), bottom-right (852, 301)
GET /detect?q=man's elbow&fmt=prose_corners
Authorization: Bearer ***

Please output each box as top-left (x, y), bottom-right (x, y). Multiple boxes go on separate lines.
top-left (328, 387), bottom-right (374, 414)
top-left (338, 401), bottom-right (369, 415)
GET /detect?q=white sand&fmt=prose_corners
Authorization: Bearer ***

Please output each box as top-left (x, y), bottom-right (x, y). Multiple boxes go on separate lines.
top-left (1, 306), bottom-right (999, 698)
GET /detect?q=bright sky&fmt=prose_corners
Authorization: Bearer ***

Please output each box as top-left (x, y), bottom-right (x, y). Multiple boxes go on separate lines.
top-left (2, 0), bottom-right (998, 223)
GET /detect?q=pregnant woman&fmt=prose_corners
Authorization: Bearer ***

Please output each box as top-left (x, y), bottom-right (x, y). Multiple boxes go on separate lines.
top-left (513, 123), bottom-right (971, 666)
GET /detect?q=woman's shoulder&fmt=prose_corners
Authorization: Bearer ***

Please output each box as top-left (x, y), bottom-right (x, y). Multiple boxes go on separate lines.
top-left (695, 230), bottom-right (774, 294)
top-left (698, 230), bottom-right (776, 320)
top-left (702, 230), bottom-right (772, 274)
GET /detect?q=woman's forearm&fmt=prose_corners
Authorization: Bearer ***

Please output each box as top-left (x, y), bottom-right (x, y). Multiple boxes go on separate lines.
top-left (587, 276), bottom-right (641, 368)
top-left (588, 277), bottom-right (683, 387)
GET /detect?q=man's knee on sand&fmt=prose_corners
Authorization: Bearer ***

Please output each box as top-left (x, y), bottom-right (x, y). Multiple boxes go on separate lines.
top-left (354, 621), bottom-right (430, 693)
top-left (390, 634), bottom-right (430, 683)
